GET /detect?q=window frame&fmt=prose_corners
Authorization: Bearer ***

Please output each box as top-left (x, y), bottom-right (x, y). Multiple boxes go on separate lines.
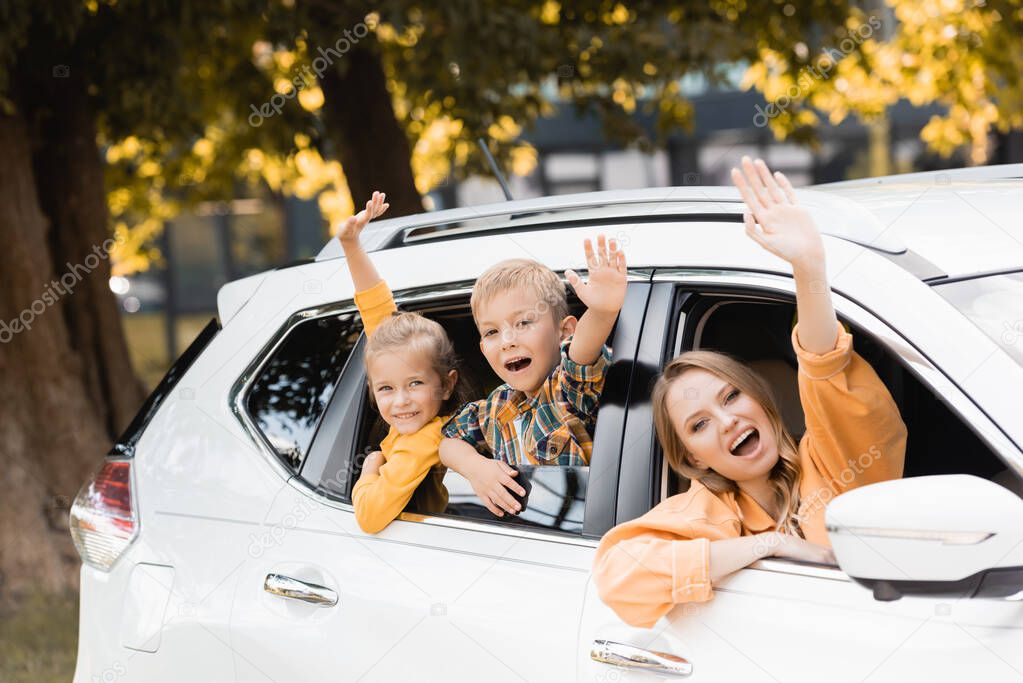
top-left (231, 300), bottom-right (363, 482)
top-left (615, 268), bottom-right (1023, 554)
top-left (282, 275), bottom-right (653, 542)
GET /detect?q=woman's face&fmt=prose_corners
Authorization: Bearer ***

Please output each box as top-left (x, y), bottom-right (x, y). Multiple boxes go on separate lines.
top-left (666, 367), bottom-right (779, 484)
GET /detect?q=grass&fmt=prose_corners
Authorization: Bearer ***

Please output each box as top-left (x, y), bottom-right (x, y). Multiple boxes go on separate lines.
top-left (0, 591), bottom-right (79, 683)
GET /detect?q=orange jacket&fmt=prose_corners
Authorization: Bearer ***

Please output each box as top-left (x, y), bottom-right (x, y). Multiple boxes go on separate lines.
top-left (592, 325), bottom-right (907, 627)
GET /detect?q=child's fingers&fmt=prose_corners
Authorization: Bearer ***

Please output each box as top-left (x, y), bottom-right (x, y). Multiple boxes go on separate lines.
top-left (596, 234), bottom-right (608, 267)
top-left (483, 498), bottom-right (504, 517)
top-left (582, 238), bottom-right (596, 270)
top-left (615, 246), bottom-right (626, 272)
top-left (492, 486), bottom-right (520, 514)
top-left (564, 269), bottom-right (583, 290)
top-left (499, 473), bottom-right (526, 497)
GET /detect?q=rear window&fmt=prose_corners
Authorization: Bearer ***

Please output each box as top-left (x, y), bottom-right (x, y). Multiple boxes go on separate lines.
top-left (110, 318), bottom-right (220, 458)
top-left (934, 271), bottom-right (1023, 367)
top-left (246, 312), bottom-right (362, 471)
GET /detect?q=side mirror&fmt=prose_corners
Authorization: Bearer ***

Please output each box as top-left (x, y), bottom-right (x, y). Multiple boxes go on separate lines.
top-left (826, 474), bottom-right (1023, 601)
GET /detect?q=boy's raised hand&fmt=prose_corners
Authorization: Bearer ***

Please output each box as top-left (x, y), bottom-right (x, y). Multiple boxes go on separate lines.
top-left (565, 234), bottom-right (627, 317)
top-left (336, 191), bottom-right (390, 245)
top-left (731, 157), bottom-right (823, 271)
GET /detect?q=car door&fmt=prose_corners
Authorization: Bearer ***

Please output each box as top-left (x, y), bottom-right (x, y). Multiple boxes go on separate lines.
top-left (578, 263), bottom-right (1023, 682)
top-left (228, 281), bottom-right (650, 682)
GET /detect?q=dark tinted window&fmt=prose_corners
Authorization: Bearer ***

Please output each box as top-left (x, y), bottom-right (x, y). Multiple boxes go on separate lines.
top-left (438, 466), bottom-right (588, 534)
top-left (247, 312), bottom-right (362, 471)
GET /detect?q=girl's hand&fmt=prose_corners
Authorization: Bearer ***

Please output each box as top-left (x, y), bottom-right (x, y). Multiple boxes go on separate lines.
top-left (731, 157), bottom-right (824, 272)
top-left (336, 191), bottom-right (390, 246)
top-left (361, 450), bottom-right (386, 478)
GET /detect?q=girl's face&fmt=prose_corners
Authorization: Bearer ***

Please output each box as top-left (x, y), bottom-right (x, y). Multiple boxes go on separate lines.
top-left (666, 368), bottom-right (779, 485)
top-left (367, 349), bottom-right (455, 435)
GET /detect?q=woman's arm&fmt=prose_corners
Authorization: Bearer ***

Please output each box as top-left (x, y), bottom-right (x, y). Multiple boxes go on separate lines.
top-left (731, 156), bottom-right (839, 354)
top-left (593, 489), bottom-right (837, 628)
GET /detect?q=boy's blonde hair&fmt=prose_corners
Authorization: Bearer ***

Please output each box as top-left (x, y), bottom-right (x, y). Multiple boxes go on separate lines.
top-left (470, 258), bottom-right (569, 326)
top-left (364, 312), bottom-right (465, 415)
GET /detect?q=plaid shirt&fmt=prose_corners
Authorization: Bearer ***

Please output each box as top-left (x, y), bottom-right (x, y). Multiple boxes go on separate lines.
top-left (442, 337), bottom-right (611, 466)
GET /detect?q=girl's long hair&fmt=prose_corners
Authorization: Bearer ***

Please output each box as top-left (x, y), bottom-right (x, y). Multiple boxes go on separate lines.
top-left (652, 350), bottom-right (803, 535)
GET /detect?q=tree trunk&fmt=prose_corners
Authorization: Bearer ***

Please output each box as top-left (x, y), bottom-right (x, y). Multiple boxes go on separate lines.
top-left (0, 111), bottom-right (113, 601)
top-left (0, 53), bottom-right (146, 602)
top-left (319, 42), bottom-right (424, 218)
top-left (28, 57), bottom-right (146, 438)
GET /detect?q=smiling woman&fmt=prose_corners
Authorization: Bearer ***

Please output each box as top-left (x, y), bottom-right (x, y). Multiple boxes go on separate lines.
top-left (591, 158), bottom-right (909, 629)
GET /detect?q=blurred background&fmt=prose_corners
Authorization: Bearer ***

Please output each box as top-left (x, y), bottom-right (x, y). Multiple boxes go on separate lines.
top-left (2, 1), bottom-right (1022, 679)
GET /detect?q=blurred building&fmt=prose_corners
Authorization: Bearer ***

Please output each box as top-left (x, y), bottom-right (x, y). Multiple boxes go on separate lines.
top-left (118, 87), bottom-right (1023, 384)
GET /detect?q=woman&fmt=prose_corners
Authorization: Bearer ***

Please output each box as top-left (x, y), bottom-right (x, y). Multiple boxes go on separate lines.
top-left (592, 157), bottom-right (908, 628)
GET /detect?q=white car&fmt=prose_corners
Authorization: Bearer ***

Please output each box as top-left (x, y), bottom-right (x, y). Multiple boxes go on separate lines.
top-left (71, 165), bottom-right (1023, 683)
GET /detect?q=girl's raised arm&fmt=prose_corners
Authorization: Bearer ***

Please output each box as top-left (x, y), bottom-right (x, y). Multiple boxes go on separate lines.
top-left (336, 191), bottom-right (390, 292)
top-left (731, 157), bottom-right (840, 354)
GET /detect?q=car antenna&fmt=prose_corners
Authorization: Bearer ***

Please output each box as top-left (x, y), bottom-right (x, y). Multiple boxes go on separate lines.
top-left (477, 137), bottom-right (514, 201)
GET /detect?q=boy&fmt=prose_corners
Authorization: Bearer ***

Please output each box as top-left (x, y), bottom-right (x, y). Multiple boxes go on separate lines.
top-left (440, 235), bottom-right (627, 517)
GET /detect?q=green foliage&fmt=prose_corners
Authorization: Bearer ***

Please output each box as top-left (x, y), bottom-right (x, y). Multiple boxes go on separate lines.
top-left (5, 0), bottom-right (1021, 275)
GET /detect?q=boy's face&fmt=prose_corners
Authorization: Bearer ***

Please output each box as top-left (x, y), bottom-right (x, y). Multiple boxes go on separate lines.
top-left (476, 287), bottom-right (576, 396)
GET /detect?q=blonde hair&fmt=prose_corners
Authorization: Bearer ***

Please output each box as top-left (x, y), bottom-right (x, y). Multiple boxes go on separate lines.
top-left (470, 258), bottom-right (569, 326)
top-left (364, 312), bottom-right (465, 415)
top-left (652, 350), bottom-right (804, 535)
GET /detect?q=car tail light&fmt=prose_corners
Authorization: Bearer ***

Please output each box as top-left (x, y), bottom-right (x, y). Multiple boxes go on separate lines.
top-left (70, 460), bottom-right (138, 571)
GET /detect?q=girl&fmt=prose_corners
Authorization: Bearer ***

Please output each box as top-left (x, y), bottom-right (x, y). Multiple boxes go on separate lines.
top-left (592, 157), bottom-right (908, 628)
top-left (341, 191), bottom-right (463, 533)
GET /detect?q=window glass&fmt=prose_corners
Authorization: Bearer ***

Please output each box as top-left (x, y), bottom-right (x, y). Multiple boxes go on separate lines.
top-left (351, 296), bottom-right (598, 535)
top-left (934, 271), bottom-right (1023, 368)
top-left (437, 467), bottom-right (588, 534)
top-left (247, 312), bottom-right (362, 471)
top-left (666, 289), bottom-right (1008, 498)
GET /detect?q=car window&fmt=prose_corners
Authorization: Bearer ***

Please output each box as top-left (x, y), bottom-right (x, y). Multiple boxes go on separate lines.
top-left (661, 287), bottom-right (1012, 499)
top-left (350, 294), bottom-right (604, 536)
top-left (246, 312), bottom-right (363, 472)
top-left (933, 270), bottom-right (1023, 368)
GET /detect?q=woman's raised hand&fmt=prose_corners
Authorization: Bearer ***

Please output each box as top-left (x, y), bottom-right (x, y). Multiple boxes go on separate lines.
top-left (336, 191), bottom-right (390, 245)
top-left (731, 157), bottom-right (824, 271)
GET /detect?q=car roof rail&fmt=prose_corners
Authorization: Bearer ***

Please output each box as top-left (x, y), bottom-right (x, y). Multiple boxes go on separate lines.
top-left (812, 162), bottom-right (1023, 189)
top-left (315, 185), bottom-right (906, 260)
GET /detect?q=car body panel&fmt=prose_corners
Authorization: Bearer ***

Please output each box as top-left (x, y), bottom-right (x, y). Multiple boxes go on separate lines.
top-left (230, 480), bottom-right (593, 683)
top-left (74, 173), bottom-right (1023, 683)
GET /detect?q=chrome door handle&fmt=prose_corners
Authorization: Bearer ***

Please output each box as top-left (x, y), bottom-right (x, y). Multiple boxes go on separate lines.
top-left (591, 639), bottom-right (692, 677)
top-left (264, 573), bottom-right (338, 607)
